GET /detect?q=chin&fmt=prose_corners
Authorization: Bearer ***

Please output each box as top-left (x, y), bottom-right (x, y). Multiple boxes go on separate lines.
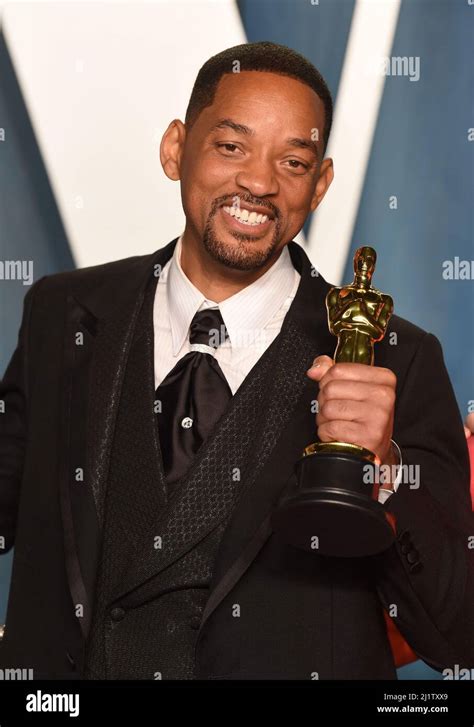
top-left (202, 218), bottom-right (282, 272)
top-left (206, 241), bottom-right (272, 272)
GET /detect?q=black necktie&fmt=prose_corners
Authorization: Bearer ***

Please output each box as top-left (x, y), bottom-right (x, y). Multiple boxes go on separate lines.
top-left (155, 308), bottom-right (232, 489)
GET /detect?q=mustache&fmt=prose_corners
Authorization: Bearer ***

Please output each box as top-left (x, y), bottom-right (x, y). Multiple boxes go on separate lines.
top-left (211, 193), bottom-right (278, 219)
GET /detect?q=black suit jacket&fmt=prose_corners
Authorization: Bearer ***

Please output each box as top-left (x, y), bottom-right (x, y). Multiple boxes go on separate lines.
top-left (1, 238), bottom-right (473, 680)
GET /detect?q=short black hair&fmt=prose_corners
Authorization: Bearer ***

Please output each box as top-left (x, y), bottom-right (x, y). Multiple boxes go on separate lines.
top-left (185, 41), bottom-right (333, 155)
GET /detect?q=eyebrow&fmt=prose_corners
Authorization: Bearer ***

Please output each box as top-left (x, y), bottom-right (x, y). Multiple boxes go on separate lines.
top-left (210, 118), bottom-right (319, 161)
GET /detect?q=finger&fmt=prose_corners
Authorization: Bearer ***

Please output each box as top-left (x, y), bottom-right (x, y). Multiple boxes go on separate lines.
top-left (317, 405), bottom-right (390, 442)
top-left (317, 420), bottom-right (363, 445)
top-left (317, 398), bottom-right (369, 425)
top-left (318, 382), bottom-right (395, 418)
top-left (306, 354), bottom-right (334, 381)
top-left (317, 420), bottom-right (389, 459)
top-left (318, 362), bottom-right (397, 390)
top-left (318, 379), bottom-right (379, 406)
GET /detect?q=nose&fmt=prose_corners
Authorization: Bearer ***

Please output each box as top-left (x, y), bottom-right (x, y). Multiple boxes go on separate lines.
top-left (234, 154), bottom-right (279, 199)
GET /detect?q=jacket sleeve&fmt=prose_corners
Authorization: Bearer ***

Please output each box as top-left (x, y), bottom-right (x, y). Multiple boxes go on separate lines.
top-left (0, 278), bottom-right (46, 555)
top-left (373, 332), bottom-right (474, 671)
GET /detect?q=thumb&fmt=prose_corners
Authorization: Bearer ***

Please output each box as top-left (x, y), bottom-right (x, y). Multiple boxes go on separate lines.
top-left (306, 354), bottom-right (334, 382)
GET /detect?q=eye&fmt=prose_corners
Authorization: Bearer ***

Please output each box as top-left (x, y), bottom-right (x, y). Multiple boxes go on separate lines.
top-left (285, 159), bottom-right (309, 171)
top-left (216, 143), bottom-right (240, 153)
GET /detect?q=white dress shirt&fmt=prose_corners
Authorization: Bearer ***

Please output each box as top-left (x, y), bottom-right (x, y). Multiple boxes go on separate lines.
top-left (153, 234), bottom-right (400, 502)
top-left (153, 235), bottom-right (300, 394)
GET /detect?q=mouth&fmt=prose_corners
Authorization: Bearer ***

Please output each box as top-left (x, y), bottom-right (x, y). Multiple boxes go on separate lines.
top-left (219, 205), bottom-right (274, 235)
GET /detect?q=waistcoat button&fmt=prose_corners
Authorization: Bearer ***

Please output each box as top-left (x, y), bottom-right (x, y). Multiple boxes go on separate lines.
top-left (110, 607), bottom-right (126, 622)
top-left (190, 616), bottom-right (201, 630)
top-left (406, 549), bottom-right (419, 564)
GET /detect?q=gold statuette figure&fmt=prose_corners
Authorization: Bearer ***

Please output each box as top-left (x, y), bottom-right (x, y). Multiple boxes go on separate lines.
top-left (305, 246), bottom-right (393, 462)
top-left (328, 246), bottom-right (393, 365)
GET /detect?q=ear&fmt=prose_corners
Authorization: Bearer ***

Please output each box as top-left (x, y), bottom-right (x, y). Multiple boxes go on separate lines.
top-left (159, 119), bottom-right (186, 181)
top-left (310, 157), bottom-right (334, 212)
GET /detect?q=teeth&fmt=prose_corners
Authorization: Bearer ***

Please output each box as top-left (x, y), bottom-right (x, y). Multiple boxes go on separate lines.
top-left (222, 206), bottom-right (270, 226)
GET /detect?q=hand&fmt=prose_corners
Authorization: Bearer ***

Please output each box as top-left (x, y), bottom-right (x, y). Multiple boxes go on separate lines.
top-left (464, 413), bottom-right (474, 439)
top-left (307, 355), bottom-right (397, 467)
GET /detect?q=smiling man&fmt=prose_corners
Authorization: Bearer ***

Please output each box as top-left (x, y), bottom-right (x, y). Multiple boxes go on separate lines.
top-left (0, 42), bottom-right (473, 681)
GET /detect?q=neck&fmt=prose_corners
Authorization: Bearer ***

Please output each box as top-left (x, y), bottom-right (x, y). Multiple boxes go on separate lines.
top-left (355, 272), bottom-right (371, 289)
top-left (179, 230), bottom-right (283, 303)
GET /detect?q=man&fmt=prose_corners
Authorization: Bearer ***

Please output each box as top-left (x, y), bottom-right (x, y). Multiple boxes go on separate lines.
top-left (0, 41), bottom-right (473, 680)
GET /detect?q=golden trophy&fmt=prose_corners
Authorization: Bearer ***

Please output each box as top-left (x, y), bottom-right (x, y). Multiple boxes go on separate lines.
top-left (272, 246), bottom-right (396, 557)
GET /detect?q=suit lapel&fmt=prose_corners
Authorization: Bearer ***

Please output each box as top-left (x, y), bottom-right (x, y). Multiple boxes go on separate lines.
top-left (59, 238), bottom-right (178, 638)
top-left (59, 294), bottom-right (100, 639)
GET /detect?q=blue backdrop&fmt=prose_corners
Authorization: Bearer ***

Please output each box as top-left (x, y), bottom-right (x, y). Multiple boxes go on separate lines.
top-left (1, 0), bottom-right (472, 680)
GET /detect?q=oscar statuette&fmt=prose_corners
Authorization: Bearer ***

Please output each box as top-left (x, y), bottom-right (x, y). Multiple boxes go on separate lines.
top-left (272, 246), bottom-right (397, 557)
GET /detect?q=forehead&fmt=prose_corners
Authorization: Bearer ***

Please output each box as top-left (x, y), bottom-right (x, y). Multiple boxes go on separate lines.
top-left (198, 71), bottom-right (325, 131)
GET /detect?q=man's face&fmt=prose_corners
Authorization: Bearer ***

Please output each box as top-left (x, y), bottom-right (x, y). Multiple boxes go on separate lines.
top-left (161, 70), bottom-right (333, 272)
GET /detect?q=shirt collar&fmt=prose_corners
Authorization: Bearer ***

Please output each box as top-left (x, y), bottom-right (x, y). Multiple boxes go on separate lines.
top-left (167, 234), bottom-right (298, 354)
